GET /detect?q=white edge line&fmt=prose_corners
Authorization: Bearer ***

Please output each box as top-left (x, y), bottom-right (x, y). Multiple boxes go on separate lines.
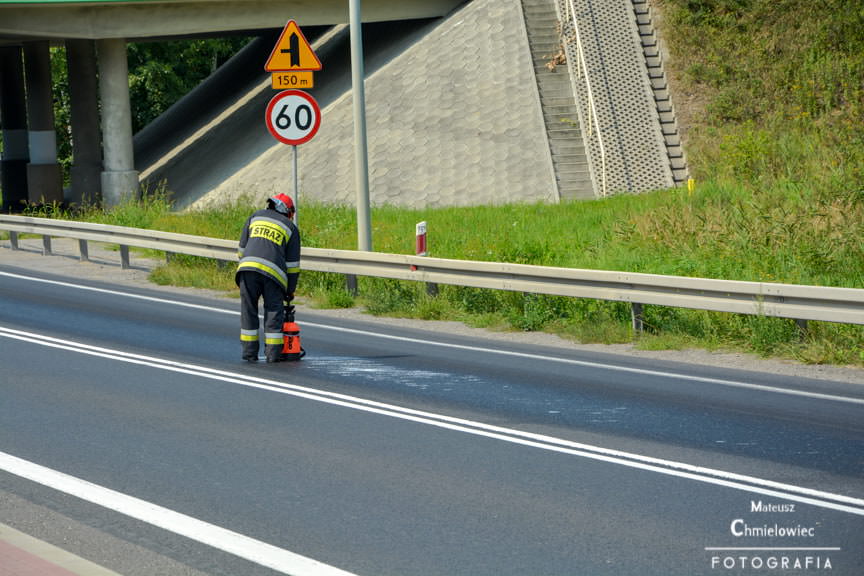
top-left (2, 326), bottom-right (863, 518)
top-left (0, 450), bottom-right (357, 576)
top-left (301, 322), bottom-right (864, 406)
top-left (3, 270), bottom-right (862, 406)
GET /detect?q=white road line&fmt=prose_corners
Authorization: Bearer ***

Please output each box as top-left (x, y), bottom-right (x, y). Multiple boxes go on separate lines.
top-left (2, 325), bottom-right (863, 517)
top-left (2, 269), bottom-right (863, 406)
top-left (0, 270), bottom-right (236, 313)
top-left (302, 321), bottom-right (864, 406)
top-left (0, 451), bottom-right (357, 576)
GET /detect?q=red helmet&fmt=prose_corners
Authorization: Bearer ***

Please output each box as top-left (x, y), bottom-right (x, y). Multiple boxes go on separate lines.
top-left (268, 193), bottom-right (294, 214)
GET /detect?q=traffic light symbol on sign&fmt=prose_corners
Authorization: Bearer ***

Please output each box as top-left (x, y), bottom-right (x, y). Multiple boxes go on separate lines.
top-left (265, 20), bottom-right (322, 72)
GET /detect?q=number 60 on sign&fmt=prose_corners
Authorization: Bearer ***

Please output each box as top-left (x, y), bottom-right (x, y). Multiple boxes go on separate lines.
top-left (265, 90), bottom-right (321, 146)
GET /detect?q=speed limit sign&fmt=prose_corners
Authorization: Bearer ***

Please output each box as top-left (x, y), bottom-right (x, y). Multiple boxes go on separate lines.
top-left (265, 89), bottom-right (321, 146)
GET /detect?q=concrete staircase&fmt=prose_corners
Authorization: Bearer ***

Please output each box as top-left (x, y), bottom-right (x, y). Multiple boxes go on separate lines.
top-left (521, 0), bottom-right (595, 200)
top-left (553, 0), bottom-right (686, 195)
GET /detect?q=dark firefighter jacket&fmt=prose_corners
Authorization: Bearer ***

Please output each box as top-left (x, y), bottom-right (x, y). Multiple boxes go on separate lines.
top-left (235, 208), bottom-right (300, 294)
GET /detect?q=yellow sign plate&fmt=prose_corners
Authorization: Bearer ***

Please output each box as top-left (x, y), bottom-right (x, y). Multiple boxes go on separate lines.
top-left (271, 71), bottom-right (314, 90)
top-left (265, 20), bottom-right (322, 71)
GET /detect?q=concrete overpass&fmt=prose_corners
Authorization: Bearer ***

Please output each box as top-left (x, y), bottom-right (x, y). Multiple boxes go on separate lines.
top-left (0, 0), bottom-right (464, 210)
top-left (0, 0), bottom-right (462, 39)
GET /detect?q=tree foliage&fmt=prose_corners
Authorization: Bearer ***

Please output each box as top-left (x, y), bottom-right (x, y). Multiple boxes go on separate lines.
top-left (47, 36), bottom-right (250, 183)
top-left (126, 37), bottom-right (250, 133)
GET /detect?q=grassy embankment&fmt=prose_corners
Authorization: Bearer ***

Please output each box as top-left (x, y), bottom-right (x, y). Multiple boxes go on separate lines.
top-left (4, 0), bottom-right (863, 365)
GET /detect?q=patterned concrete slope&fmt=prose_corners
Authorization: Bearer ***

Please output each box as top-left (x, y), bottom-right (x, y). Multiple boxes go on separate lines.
top-left (171, 0), bottom-right (559, 210)
top-left (135, 0), bottom-right (688, 210)
top-left (192, 0), bottom-right (557, 207)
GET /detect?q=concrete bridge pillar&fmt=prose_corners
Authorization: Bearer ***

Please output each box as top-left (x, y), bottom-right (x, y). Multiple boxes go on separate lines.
top-left (66, 39), bottom-right (103, 207)
top-left (0, 46), bottom-right (29, 212)
top-left (23, 41), bottom-right (63, 206)
top-left (97, 38), bottom-right (138, 207)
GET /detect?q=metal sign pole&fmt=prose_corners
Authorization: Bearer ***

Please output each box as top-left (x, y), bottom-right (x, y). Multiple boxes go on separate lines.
top-left (349, 0), bottom-right (372, 251)
top-left (292, 144), bottom-right (299, 224)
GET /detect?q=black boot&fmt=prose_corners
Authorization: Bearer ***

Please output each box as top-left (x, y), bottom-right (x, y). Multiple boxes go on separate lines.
top-left (242, 342), bottom-right (259, 362)
top-left (265, 344), bottom-right (282, 363)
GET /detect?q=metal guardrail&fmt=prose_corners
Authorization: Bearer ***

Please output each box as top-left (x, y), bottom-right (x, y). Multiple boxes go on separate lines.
top-left (2, 214), bottom-right (863, 326)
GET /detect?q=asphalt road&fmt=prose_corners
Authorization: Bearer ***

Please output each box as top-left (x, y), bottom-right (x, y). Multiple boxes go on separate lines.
top-left (1, 259), bottom-right (863, 575)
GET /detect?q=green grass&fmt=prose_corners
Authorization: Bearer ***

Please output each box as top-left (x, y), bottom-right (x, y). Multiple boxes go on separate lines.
top-left (36, 178), bottom-right (858, 366)
top-left (4, 0), bottom-right (863, 366)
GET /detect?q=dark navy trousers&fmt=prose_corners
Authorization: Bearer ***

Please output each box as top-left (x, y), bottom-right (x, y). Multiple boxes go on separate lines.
top-left (237, 271), bottom-right (285, 362)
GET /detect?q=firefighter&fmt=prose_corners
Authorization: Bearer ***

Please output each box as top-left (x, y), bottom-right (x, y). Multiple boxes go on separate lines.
top-left (235, 193), bottom-right (300, 363)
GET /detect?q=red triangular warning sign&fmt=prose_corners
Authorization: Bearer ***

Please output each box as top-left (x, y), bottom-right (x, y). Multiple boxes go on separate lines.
top-left (265, 20), bottom-right (322, 72)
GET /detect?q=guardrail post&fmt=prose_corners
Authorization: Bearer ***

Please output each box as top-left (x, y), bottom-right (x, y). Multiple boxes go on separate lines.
top-left (346, 274), bottom-right (358, 297)
top-left (120, 245), bottom-right (130, 269)
top-left (631, 303), bottom-right (645, 334)
top-left (42, 235), bottom-right (52, 256)
top-left (795, 319), bottom-right (809, 340)
top-left (78, 239), bottom-right (89, 262)
top-left (9, 231), bottom-right (19, 250)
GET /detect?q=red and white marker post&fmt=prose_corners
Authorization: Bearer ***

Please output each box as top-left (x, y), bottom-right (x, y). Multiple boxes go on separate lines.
top-left (415, 221), bottom-right (428, 257)
top-left (413, 221), bottom-right (438, 295)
